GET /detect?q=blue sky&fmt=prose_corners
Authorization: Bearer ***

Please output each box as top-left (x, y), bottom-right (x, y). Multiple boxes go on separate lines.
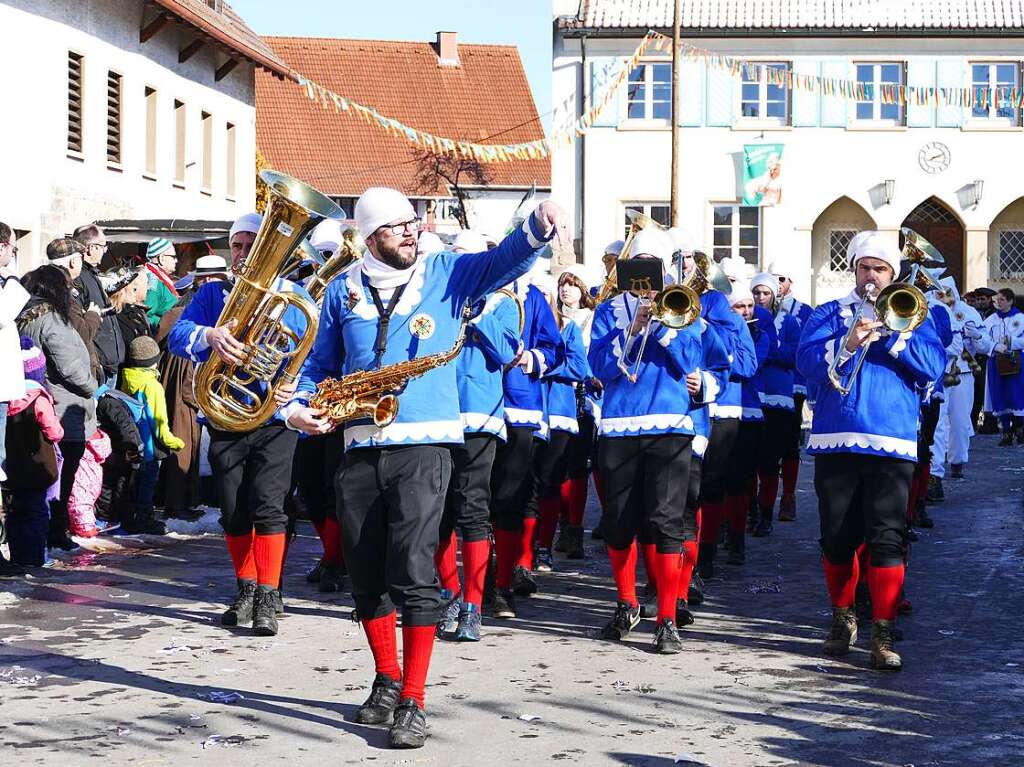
top-left (230, 0), bottom-right (553, 131)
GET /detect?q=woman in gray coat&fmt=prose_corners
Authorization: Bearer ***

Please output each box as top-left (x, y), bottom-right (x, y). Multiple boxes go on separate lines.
top-left (18, 265), bottom-right (97, 550)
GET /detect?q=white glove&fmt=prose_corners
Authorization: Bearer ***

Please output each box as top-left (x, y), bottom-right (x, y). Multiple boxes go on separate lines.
top-left (964, 326), bottom-right (982, 340)
top-left (994, 342), bottom-right (1008, 354)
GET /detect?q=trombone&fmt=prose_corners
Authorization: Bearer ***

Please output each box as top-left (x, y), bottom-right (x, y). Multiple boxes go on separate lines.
top-left (826, 232), bottom-right (938, 396)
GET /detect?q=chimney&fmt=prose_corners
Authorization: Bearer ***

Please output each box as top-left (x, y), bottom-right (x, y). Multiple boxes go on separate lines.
top-left (436, 31), bottom-right (459, 66)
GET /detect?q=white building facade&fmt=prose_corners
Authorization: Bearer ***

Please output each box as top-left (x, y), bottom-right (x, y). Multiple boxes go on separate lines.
top-left (554, 0), bottom-right (1024, 303)
top-left (0, 0), bottom-right (290, 271)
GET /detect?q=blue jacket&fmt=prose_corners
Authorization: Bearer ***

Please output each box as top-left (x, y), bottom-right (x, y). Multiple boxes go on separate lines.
top-left (778, 295), bottom-right (813, 395)
top-left (545, 319), bottom-right (592, 435)
top-left (458, 291), bottom-right (522, 440)
top-left (708, 305), bottom-right (758, 420)
top-left (756, 306), bottom-right (800, 410)
top-left (294, 217), bottom-right (550, 450)
top-left (589, 292), bottom-right (730, 439)
top-left (740, 318), bottom-right (774, 421)
top-left (168, 277), bottom-right (312, 425)
top-left (502, 282), bottom-right (564, 439)
top-left (925, 301), bottom-right (954, 401)
top-left (797, 289), bottom-right (946, 461)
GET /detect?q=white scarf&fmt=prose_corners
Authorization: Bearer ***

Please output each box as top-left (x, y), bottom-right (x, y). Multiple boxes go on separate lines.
top-left (361, 250), bottom-right (418, 291)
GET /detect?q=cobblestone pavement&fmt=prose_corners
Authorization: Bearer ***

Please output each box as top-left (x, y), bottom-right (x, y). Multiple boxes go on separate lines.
top-left (1, 435), bottom-right (1022, 766)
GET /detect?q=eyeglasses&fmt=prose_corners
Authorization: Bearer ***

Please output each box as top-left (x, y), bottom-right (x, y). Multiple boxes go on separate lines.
top-left (91, 242), bottom-right (108, 251)
top-left (378, 219), bottom-right (420, 236)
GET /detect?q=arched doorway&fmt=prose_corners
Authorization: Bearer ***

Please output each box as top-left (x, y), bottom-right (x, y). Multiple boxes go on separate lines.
top-left (987, 197), bottom-right (1024, 290)
top-left (902, 198), bottom-right (965, 289)
top-left (810, 196), bottom-right (877, 304)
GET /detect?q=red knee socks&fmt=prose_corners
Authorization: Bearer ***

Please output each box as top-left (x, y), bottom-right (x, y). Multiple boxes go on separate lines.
top-left (400, 625), bottom-right (435, 709)
top-left (822, 556), bottom-right (860, 608)
top-left (224, 531), bottom-right (256, 581)
top-left (253, 533), bottom-right (286, 588)
top-left (868, 564), bottom-right (905, 621)
top-left (757, 469), bottom-right (779, 509)
top-left (362, 612), bottom-right (401, 681)
top-left (559, 480), bottom-right (573, 523)
top-left (607, 542), bottom-right (638, 607)
top-left (434, 530), bottom-right (460, 594)
top-left (494, 529), bottom-right (518, 590)
top-left (856, 544), bottom-right (870, 585)
top-left (313, 517), bottom-right (344, 567)
top-left (676, 540), bottom-right (698, 600)
top-left (652, 552), bottom-right (681, 624)
top-left (726, 495), bottom-right (747, 534)
top-left (641, 542), bottom-right (657, 588)
top-left (536, 496), bottom-right (561, 550)
top-left (516, 517), bottom-right (537, 570)
top-left (781, 458), bottom-right (799, 496)
top-left (566, 477), bottom-right (588, 526)
top-left (699, 502), bottom-right (725, 544)
top-left (461, 539), bottom-right (490, 609)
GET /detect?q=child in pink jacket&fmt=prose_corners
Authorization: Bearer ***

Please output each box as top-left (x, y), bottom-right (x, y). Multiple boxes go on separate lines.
top-left (2, 339), bottom-right (64, 566)
top-left (67, 429), bottom-right (112, 537)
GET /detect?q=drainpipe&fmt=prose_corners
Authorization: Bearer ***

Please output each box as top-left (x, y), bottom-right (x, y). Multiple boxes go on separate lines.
top-left (579, 34), bottom-right (587, 263)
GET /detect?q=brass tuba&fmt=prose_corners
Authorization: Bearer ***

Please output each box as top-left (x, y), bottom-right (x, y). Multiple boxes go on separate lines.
top-left (310, 312), bottom-right (472, 427)
top-left (195, 171), bottom-right (344, 432)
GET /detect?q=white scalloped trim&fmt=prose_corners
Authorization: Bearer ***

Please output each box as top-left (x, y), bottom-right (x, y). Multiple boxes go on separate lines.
top-left (344, 254), bottom-right (428, 320)
top-left (888, 330), bottom-right (911, 357)
top-left (760, 393), bottom-right (795, 409)
top-left (657, 327), bottom-right (677, 347)
top-left (699, 370), bottom-right (720, 403)
top-left (461, 412), bottom-right (507, 439)
top-left (993, 408), bottom-right (1024, 417)
top-left (505, 407), bottom-right (545, 426)
top-left (742, 407), bottom-right (764, 420)
top-left (692, 434), bottom-right (709, 457)
top-left (793, 384), bottom-right (807, 394)
top-left (807, 431), bottom-right (917, 459)
top-left (612, 294), bottom-right (632, 333)
top-left (600, 413), bottom-right (695, 435)
top-left (549, 415), bottom-right (579, 434)
top-left (710, 404), bottom-right (742, 419)
top-left (344, 419), bottom-right (464, 449)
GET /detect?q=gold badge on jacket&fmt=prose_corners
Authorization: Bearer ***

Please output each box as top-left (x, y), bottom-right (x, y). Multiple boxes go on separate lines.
top-left (410, 313), bottom-right (436, 339)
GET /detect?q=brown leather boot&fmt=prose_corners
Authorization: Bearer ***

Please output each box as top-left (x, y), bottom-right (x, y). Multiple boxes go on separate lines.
top-left (778, 494), bottom-right (796, 522)
top-left (869, 620), bottom-right (902, 671)
top-left (822, 607), bottom-right (858, 656)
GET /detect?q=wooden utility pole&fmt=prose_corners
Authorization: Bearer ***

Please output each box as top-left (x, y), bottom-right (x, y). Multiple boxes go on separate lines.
top-left (670, 0), bottom-right (682, 226)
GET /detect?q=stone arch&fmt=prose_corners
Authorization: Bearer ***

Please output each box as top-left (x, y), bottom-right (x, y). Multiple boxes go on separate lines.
top-left (988, 197), bottom-right (1024, 289)
top-left (810, 196), bottom-right (877, 304)
top-left (902, 197), bottom-right (965, 289)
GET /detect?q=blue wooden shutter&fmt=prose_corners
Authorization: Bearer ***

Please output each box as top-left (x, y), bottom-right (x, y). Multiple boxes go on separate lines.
top-left (678, 58), bottom-right (704, 126)
top-left (590, 57), bottom-right (622, 127)
top-left (936, 58), bottom-right (967, 127)
top-left (906, 59), bottom-right (934, 127)
top-left (791, 58), bottom-right (820, 127)
top-left (820, 59), bottom-right (850, 127)
top-left (705, 65), bottom-right (734, 127)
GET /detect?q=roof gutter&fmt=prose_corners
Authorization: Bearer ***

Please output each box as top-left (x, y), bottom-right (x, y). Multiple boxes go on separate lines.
top-left (559, 26), bottom-right (1024, 39)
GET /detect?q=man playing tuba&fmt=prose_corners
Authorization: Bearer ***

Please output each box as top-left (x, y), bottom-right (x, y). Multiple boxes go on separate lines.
top-left (285, 187), bottom-right (565, 749)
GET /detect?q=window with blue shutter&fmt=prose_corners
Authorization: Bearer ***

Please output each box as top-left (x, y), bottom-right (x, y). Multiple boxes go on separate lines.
top-left (821, 59), bottom-right (850, 127)
top-left (590, 57), bottom-right (622, 127)
top-left (936, 59), bottom-right (967, 127)
top-left (906, 59), bottom-right (934, 127)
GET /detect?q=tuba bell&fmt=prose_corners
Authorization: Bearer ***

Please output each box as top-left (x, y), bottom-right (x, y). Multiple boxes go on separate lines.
top-left (195, 170), bottom-right (344, 432)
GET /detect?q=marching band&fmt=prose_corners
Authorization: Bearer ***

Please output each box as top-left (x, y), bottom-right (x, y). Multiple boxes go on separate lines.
top-left (168, 174), bottom-right (989, 748)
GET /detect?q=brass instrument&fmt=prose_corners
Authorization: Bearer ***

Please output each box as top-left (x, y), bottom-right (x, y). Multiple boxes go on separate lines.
top-left (942, 358), bottom-right (962, 388)
top-left (494, 287), bottom-right (525, 336)
top-left (685, 251), bottom-right (733, 296)
top-left (596, 210), bottom-right (666, 303)
top-left (310, 313), bottom-right (472, 427)
top-left (284, 227), bottom-right (364, 302)
top-left (963, 349), bottom-right (983, 376)
top-left (622, 283), bottom-right (701, 383)
top-left (196, 170), bottom-right (344, 432)
top-left (827, 281), bottom-right (929, 396)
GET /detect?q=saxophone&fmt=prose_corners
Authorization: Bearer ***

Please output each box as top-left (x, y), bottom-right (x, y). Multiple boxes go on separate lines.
top-left (310, 310), bottom-right (471, 427)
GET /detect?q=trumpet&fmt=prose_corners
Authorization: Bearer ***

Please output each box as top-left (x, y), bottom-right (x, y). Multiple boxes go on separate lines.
top-left (827, 281), bottom-right (929, 396)
top-left (620, 283), bottom-right (701, 383)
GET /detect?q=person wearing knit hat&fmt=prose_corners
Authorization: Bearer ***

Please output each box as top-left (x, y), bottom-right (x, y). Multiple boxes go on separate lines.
top-left (796, 232), bottom-right (944, 672)
top-left (21, 335), bottom-right (47, 384)
top-left (747, 269), bottom-right (802, 534)
top-left (168, 207), bottom-right (314, 639)
top-left (310, 218), bottom-right (345, 255)
top-left (142, 237), bottom-right (179, 331)
top-left (416, 230), bottom-right (444, 256)
top-left (600, 239), bottom-right (625, 280)
top-left (451, 229), bottom-right (489, 254)
top-left (285, 187), bottom-right (565, 746)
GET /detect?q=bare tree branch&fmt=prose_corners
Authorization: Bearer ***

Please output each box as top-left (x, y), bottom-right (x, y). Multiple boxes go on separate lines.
top-left (410, 149), bottom-right (494, 230)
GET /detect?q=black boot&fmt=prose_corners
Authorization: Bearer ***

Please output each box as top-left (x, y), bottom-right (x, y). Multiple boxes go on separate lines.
top-left (753, 505), bottom-right (773, 537)
top-left (912, 503), bottom-right (934, 529)
top-left (318, 562), bottom-right (348, 593)
top-left (697, 542), bottom-right (716, 579)
top-left (389, 698), bottom-right (428, 748)
top-left (638, 582), bottom-right (658, 619)
top-left (222, 579), bottom-right (256, 626)
top-left (553, 523), bottom-right (570, 553)
top-left (356, 673), bottom-right (403, 724)
top-left (511, 565), bottom-right (537, 597)
top-left (306, 558), bottom-right (325, 584)
top-left (252, 584), bottom-right (279, 636)
top-left (726, 530), bottom-right (745, 565)
top-left (47, 504), bottom-right (78, 551)
top-left (566, 526), bottom-right (586, 559)
top-left (925, 476), bottom-right (944, 504)
top-left (120, 504), bottom-right (166, 535)
top-left (687, 572), bottom-right (705, 606)
top-left (950, 463), bottom-right (964, 480)
top-left (999, 430), bottom-right (1014, 447)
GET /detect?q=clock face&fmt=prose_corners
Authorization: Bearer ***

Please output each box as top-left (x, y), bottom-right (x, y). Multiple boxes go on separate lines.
top-left (919, 142), bottom-right (951, 174)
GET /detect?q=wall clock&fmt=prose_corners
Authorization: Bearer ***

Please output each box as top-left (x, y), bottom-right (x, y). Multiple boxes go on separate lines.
top-left (919, 142), bottom-right (951, 174)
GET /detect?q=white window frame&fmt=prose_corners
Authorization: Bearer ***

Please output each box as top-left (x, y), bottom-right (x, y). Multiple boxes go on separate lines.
top-left (624, 60), bottom-right (672, 124)
top-left (970, 61), bottom-right (1021, 125)
top-left (854, 62), bottom-right (906, 126)
top-left (623, 201), bottom-right (671, 238)
top-left (995, 227), bottom-right (1024, 280)
top-left (827, 229), bottom-right (859, 273)
top-left (711, 204), bottom-right (760, 266)
top-left (737, 61), bottom-right (791, 126)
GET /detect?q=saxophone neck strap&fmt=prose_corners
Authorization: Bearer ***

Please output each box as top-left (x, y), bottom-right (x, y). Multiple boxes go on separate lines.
top-left (367, 283), bottom-right (408, 367)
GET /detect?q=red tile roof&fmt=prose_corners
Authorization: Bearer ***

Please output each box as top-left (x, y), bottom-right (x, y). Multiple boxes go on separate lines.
top-left (255, 36), bottom-right (551, 198)
top-left (150, 1), bottom-right (291, 77)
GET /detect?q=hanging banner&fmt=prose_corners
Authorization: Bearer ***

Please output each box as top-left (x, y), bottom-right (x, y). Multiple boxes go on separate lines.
top-left (742, 144), bottom-right (785, 207)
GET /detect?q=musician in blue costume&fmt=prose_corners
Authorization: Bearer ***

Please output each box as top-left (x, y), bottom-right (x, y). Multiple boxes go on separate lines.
top-left (798, 231), bottom-right (944, 672)
top-left (285, 187), bottom-right (564, 747)
top-left (983, 287), bottom-right (1024, 445)
top-left (588, 228), bottom-right (729, 655)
